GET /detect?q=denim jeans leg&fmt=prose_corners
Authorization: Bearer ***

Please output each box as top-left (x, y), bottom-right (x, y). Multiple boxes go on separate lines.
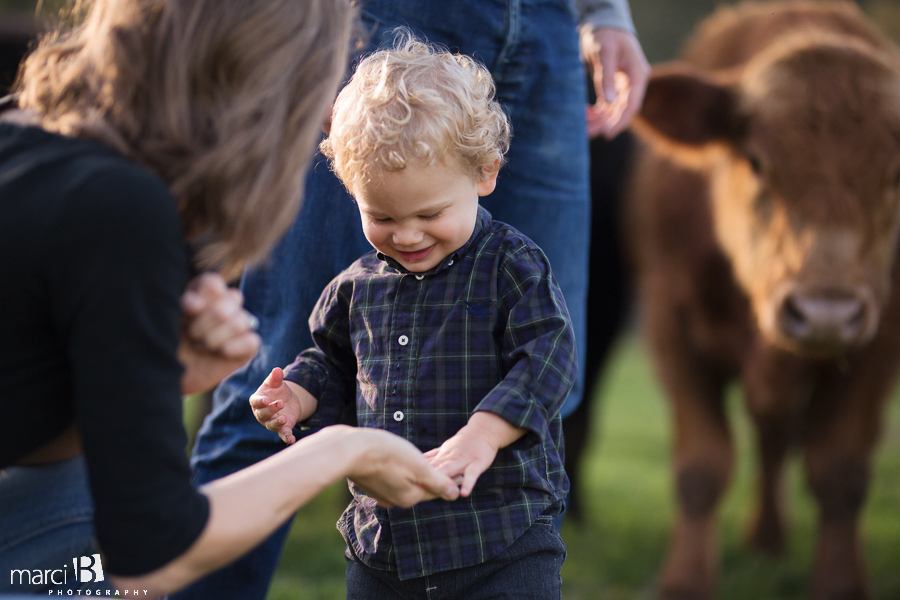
top-left (345, 545), bottom-right (412, 600)
top-left (361, 0), bottom-right (590, 419)
top-left (480, 1), bottom-right (590, 420)
top-left (344, 513), bottom-right (566, 600)
top-left (0, 456), bottom-right (113, 594)
top-left (442, 514), bottom-right (567, 600)
top-left (171, 157), bottom-right (371, 600)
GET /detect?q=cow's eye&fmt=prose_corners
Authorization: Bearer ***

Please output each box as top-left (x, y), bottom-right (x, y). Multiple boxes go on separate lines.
top-left (747, 153), bottom-right (764, 176)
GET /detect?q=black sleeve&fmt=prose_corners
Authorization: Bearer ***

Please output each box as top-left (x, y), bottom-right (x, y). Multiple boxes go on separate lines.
top-left (46, 160), bottom-right (209, 576)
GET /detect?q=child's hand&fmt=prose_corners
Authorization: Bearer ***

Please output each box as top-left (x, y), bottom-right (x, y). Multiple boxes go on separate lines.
top-left (424, 432), bottom-right (497, 498)
top-left (424, 412), bottom-right (527, 497)
top-left (250, 367), bottom-right (303, 444)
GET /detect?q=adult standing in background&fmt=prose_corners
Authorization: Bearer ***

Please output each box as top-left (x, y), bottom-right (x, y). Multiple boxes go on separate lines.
top-left (0, 0), bottom-right (458, 597)
top-left (177, 1), bottom-right (649, 598)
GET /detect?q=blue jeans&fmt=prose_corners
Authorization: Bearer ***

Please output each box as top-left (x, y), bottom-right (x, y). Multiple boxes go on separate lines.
top-left (0, 457), bottom-right (113, 595)
top-left (345, 513), bottom-right (566, 600)
top-left (173, 1), bottom-right (588, 598)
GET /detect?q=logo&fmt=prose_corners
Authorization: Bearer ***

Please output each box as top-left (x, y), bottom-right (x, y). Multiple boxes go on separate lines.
top-left (8, 552), bottom-right (149, 594)
top-left (74, 554), bottom-right (104, 584)
top-left (9, 553), bottom-right (102, 587)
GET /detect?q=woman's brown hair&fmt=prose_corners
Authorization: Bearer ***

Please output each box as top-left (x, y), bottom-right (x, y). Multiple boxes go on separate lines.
top-left (17, 0), bottom-right (355, 277)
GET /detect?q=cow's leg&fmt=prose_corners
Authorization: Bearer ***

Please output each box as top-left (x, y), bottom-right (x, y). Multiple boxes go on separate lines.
top-left (745, 411), bottom-right (791, 554)
top-left (742, 348), bottom-right (812, 555)
top-left (659, 367), bottom-right (731, 600)
top-left (804, 356), bottom-right (895, 600)
top-left (644, 296), bottom-right (732, 600)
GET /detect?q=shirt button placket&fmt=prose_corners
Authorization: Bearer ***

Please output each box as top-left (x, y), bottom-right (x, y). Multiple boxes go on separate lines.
top-left (390, 277), bottom-right (419, 437)
top-left (394, 333), bottom-right (409, 430)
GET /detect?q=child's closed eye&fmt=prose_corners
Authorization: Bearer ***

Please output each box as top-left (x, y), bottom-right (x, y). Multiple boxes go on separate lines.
top-left (420, 210), bottom-right (444, 221)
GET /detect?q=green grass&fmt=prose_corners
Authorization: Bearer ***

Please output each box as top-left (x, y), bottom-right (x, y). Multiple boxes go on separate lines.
top-left (266, 335), bottom-right (900, 599)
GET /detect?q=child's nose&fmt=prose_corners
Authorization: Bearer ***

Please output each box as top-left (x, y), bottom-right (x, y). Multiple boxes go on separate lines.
top-left (393, 226), bottom-right (424, 247)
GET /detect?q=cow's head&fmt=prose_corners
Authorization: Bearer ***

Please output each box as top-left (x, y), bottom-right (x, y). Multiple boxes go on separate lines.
top-left (635, 32), bottom-right (900, 356)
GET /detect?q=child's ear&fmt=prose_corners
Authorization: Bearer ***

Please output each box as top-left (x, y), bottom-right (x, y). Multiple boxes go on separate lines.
top-left (477, 159), bottom-right (501, 197)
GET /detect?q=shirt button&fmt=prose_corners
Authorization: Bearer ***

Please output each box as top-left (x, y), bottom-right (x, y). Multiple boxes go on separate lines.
top-left (448, 259), bottom-right (454, 266)
top-left (415, 275), bottom-right (424, 280)
top-left (398, 335), bottom-right (409, 345)
top-left (393, 411), bottom-right (404, 422)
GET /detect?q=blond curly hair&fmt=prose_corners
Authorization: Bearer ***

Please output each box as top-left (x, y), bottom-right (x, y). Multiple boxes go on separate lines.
top-left (17, 0), bottom-right (355, 277)
top-left (321, 31), bottom-right (510, 192)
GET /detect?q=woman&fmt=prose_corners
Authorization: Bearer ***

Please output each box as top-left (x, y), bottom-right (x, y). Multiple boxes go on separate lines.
top-left (0, 0), bottom-right (458, 596)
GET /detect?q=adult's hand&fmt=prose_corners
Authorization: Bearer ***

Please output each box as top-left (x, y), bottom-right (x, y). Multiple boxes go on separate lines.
top-left (581, 26), bottom-right (650, 139)
top-left (347, 428), bottom-right (461, 508)
top-left (178, 272), bottom-right (261, 394)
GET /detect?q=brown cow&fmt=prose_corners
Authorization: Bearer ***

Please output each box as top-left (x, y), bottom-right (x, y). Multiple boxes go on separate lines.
top-left (626, 2), bottom-right (900, 599)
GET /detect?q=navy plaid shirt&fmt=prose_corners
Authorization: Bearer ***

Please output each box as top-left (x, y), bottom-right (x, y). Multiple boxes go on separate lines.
top-left (284, 206), bottom-right (575, 580)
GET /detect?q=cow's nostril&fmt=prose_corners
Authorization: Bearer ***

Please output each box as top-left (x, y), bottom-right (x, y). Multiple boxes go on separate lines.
top-left (842, 301), bottom-right (866, 340)
top-left (778, 291), bottom-right (866, 346)
top-left (779, 295), bottom-right (812, 339)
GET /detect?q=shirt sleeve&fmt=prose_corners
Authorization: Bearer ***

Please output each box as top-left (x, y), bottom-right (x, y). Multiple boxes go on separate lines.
top-left (473, 247), bottom-right (577, 448)
top-left (576, 0), bottom-right (636, 34)
top-left (283, 275), bottom-right (357, 429)
top-left (46, 159), bottom-right (209, 576)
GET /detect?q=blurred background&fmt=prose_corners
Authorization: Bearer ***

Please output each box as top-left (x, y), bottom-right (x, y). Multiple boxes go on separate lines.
top-left (1, 1), bottom-right (898, 598)
top-left (630, 0), bottom-right (900, 62)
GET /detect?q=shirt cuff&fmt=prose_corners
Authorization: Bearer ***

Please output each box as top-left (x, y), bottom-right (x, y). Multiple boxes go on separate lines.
top-left (473, 391), bottom-right (550, 450)
top-left (282, 357), bottom-right (341, 428)
top-left (579, 5), bottom-right (636, 35)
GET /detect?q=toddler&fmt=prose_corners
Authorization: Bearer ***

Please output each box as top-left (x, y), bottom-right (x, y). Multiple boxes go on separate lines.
top-left (251, 33), bottom-right (576, 599)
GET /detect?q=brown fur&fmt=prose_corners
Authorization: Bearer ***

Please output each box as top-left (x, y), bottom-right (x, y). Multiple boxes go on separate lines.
top-left (627, 2), bottom-right (900, 598)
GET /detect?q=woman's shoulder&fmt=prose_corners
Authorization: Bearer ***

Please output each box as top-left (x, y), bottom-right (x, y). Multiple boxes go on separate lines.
top-left (1, 124), bottom-right (185, 271)
top-left (8, 124), bottom-right (183, 248)
top-left (71, 152), bottom-right (179, 232)
top-left (1, 122), bottom-right (176, 220)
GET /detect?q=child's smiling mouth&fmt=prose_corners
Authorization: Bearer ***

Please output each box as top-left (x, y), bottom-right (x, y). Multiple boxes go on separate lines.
top-left (397, 244), bottom-right (436, 263)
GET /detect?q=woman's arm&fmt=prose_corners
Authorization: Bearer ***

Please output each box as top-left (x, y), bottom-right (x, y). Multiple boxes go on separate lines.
top-left (110, 425), bottom-right (459, 597)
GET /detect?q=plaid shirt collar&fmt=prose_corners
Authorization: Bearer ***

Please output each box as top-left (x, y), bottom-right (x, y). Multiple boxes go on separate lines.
top-left (375, 205), bottom-right (491, 276)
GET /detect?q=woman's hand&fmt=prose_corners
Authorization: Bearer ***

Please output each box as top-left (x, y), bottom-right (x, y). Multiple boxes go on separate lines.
top-left (178, 273), bottom-right (261, 394)
top-left (346, 428), bottom-right (461, 508)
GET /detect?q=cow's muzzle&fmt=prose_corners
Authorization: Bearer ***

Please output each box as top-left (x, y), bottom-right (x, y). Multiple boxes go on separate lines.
top-left (773, 284), bottom-right (877, 353)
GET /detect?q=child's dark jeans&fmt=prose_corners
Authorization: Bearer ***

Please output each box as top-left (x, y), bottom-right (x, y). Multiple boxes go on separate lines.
top-left (344, 512), bottom-right (566, 600)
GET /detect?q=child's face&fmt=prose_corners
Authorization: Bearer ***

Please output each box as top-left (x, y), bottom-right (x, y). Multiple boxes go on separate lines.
top-left (352, 160), bottom-right (497, 272)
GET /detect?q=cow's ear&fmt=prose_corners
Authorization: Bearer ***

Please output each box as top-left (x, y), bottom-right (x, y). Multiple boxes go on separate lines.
top-left (633, 63), bottom-right (742, 152)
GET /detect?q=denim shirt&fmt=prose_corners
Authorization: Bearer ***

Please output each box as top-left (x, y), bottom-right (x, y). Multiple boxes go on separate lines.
top-left (284, 206), bottom-right (575, 579)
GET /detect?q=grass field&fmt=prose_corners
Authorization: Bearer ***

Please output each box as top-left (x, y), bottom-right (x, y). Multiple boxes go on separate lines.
top-left (265, 335), bottom-right (900, 600)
